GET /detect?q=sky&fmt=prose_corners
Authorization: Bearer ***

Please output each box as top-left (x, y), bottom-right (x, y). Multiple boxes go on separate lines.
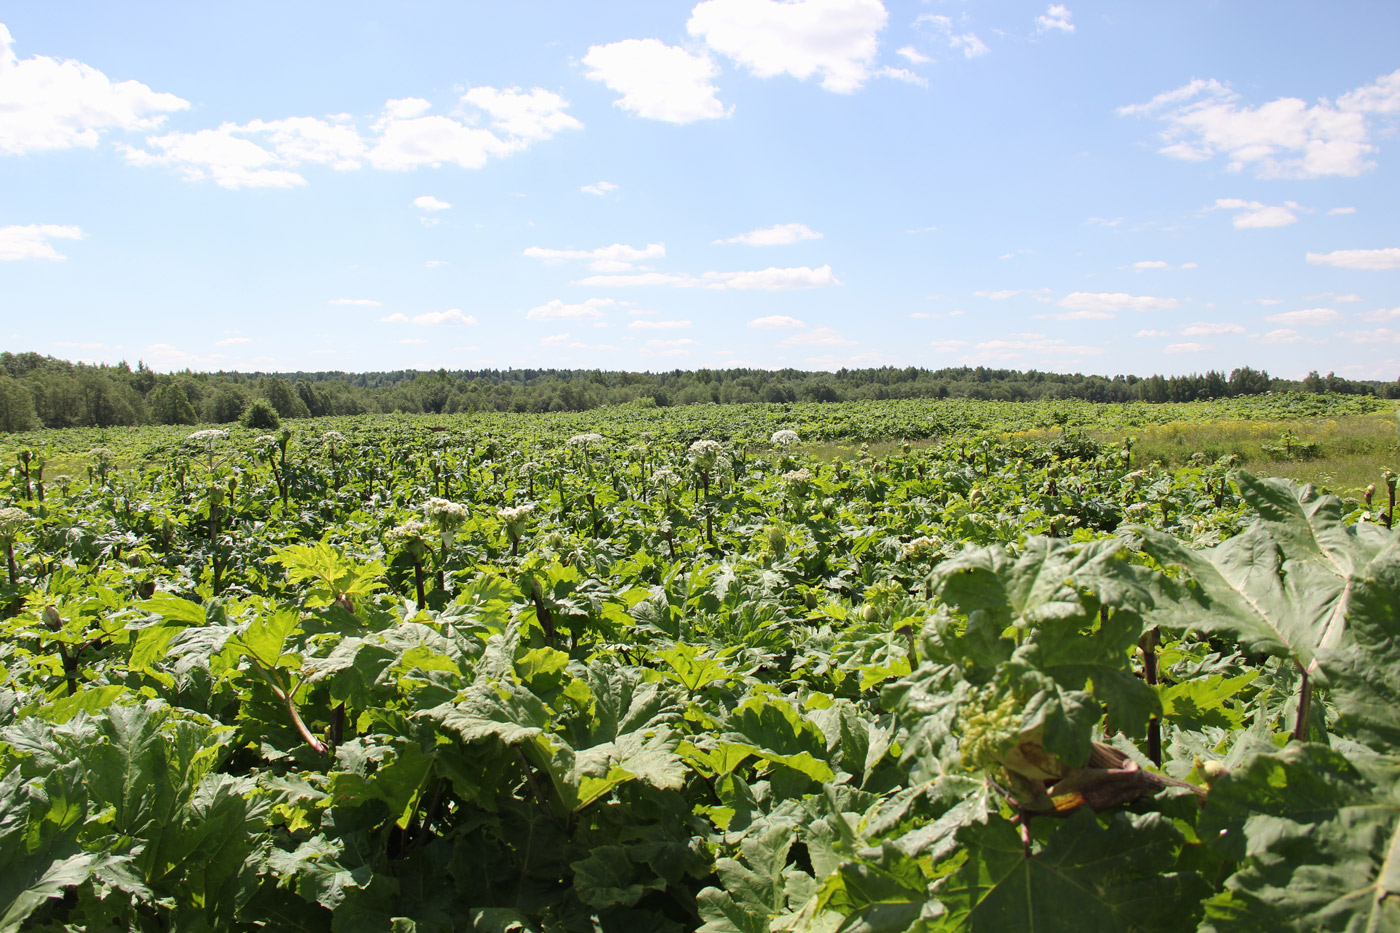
top-left (2, 1), bottom-right (1399, 380)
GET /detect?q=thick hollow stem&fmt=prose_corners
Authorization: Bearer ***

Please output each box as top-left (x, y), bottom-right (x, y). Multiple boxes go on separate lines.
top-left (1293, 663), bottom-right (1313, 742)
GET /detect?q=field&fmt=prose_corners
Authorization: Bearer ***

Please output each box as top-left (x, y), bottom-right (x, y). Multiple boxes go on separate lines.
top-left (2, 393), bottom-right (1399, 931)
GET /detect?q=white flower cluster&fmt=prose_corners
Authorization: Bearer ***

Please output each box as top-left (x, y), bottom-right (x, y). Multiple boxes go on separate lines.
top-left (688, 439), bottom-right (723, 471)
top-left (187, 429), bottom-right (228, 444)
top-left (568, 433), bottom-right (604, 447)
top-left (497, 503), bottom-right (535, 526)
top-left (770, 429), bottom-right (800, 447)
top-left (254, 434), bottom-right (278, 446)
top-left (386, 519), bottom-right (428, 547)
top-left (652, 468), bottom-right (682, 490)
top-left (782, 468), bottom-right (813, 485)
top-left (425, 497), bottom-right (469, 526)
top-left (900, 535), bottom-right (943, 561)
top-left (0, 506), bottom-right (32, 541)
top-left (321, 431), bottom-right (347, 445)
top-left (520, 460), bottom-right (543, 476)
top-left (87, 447), bottom-right (114, 462)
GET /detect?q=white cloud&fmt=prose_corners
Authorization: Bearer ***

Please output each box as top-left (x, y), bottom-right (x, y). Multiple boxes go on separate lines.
top-left (1135, 329), bottom-right (1171, 338)
top-left (524, 242), bottom-right (664, 274)
top-left (0, 224), bottom-right (84, 261)
top-left (330, 298), bottom-right (382, 307)
top-left (1210, 198), bottom-right (1299, 229)
top-left (1262, 329), bottom-right (1304, 344)
top-left (1360, 307), bottom-right (1400, 322)
top-left (1119, 69), bottom-right (1400, 178)
top-left (400, 338), bottom-right (428, 345)
top-left (214, 336), bottom-right (252, 346)
top-left (379, 313), bottom-right (409, 323)
top-left (1036, 5), bottom-right (1075, 33)
top-left (367, 89), bottom-right (578, 171)
top-left (1132, 260), bottom-right (1170, 270)
top-left (1335, 293), bottom-right (1363, 302)
top-left (897, 46), bottom-right (931, 65)
top-left (540, 332), bottom-right (577, 347)
top-left (122, 125), bottom-right (307, 188)
top-left (1164, 343), bottom-right (1210, 354)
top-left (526, 298), bottom-right (615, 321)
top-left (412, 309), bottom-right (476, 326)
top-left (974, 289), bottom-right (1024, 300)
top-left (413, 195), bottom-right (451, 211)
top-left (716, 222), bottom-right (823, 246)
top-left (583, 39), bottom-right (727, 123)
top-left (1335, 328), bottom-right (1400, 344)
top-left (424, 260), bottom-right (448, 268)
top-left (628, 319), bottom-right (691, 330)
top-left (1329, 206), bottom-right (1357, 215)
top-left (961, 334), bottom-right (1103, 363)
top-left (878, 67), bottom-right (927, 88)
top-left (582, 180), bottom-right (617, 196)
top-left (580, 264), bottom-right (840, 290)
top-left (1057, 291), bottom-right (1178, 315)
top-left (1265, 307), bottom-right (1341, 326)
top-left (1181, 322), bottom-right (1245, 336)
top-left (749, 315), bottom-right (806, 329)
top-left (780, 326), bottom-right (854, 347)
top-left (0, 24), bottom-right (189, 155)
top-left (688, 0), bottom-right (889, 93)
top-left (930, 339), bottom-right (969, 351)
top-left (916, 15), bottom-right (989, 60)
top-left (1306, 248), bottom-right (1400, 270)
top-left (142, 343), bottom-right (223, 369)
top-left (641, 338), bottom-right (696, 357)
top-left (461, 86), bottom-right (582, 142)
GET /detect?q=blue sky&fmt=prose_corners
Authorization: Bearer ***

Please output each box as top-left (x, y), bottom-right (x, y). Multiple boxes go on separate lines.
top-left (2, 1), bottom-right (1398, 380)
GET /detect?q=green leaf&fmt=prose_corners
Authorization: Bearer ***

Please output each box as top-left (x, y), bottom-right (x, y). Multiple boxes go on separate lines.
top-left (1198, 743), bottom-right (1400, 932)
top-left (931, 810), bottom-right (1210, 931)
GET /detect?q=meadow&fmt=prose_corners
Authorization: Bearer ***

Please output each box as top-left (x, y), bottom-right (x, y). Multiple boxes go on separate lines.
top-left (0, 392), bottom-right (1397, 931)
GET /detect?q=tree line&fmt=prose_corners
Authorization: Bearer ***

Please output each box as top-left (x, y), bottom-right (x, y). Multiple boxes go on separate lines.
top-left (0, 350), bottom-right (1393, 432)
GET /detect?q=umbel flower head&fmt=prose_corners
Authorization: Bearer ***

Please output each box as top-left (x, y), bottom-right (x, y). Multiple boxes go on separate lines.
top-left (497, 503), bottom-right (535, 530)
top-left (424, 497), bottom-right (470, 547)
top-left (567, 433), bottom-right (604, 448)
top-left (770, 429), bottom-right (800, 447)
top-left (188, 429), bottom-right (229, 445)
top-left (0, 506), bottom-right (32, 542)
top-left (386, 519), bottom-right (430, 559)
top-left (688, 439), bottom-right (723, 471)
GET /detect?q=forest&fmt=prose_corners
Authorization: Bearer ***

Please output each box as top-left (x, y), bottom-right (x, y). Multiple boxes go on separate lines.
top-left (0, 350), bottom-right (1395, 432)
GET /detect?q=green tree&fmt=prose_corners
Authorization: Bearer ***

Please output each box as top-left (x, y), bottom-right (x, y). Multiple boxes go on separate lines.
top-left (0, 375), bottom-right (39, 431)
top-left (149, 382), bottom-right (199, 425)
top-left (262, 377), bottom-right (310, 419)
top-left (241, 398), bottom-right (281, 429)
top-left (204, 386), bottom-right (249, 424)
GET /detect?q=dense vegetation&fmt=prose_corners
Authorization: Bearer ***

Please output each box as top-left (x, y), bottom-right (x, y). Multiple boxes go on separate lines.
top-left (1, 396), bottom-right (1398, 931)
top-left (2, 349), bottom-right (1396, 431)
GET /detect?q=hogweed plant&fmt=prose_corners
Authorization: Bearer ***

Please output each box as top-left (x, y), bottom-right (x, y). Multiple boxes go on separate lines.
top-left (497, 503), bottom-right (534, 556)
top-left (387, 519), bottom-right (431, 605)
top-left (0, 505), bottom-right (31, 592)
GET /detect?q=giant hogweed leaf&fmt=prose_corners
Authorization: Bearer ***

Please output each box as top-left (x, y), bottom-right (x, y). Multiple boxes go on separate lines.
top-left (931, 810), bottom-right (1210, 932)
top-left (421, 679), bottom-right (551, 745)
top-left (1139, 474), bottom-right (1394, 672)
top-left (1198, 743), bottom-right (1400, 932)
top-left (1318, 543), bottom-right (1400, 754)
top-left (697, 815), bottom-right (806, 933)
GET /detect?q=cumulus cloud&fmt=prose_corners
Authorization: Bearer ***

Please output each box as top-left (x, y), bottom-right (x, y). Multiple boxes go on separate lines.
top-left (379, 309), bottom-right (476, 325)
top-left (526, 298), bottom-right (615, 321)
top-left (1261, 329), bottom-right (1303, 344)
top-left (0, 24), bottom-right (189, 155)
top-left (582, 181), bottom-right (617, 196)
top-left (749, 315), bottom-right (806, 329)
top-left (579, 264), bottom-right (840, 290)
top-left (1135, 330), bottom-right (1171, 338)
top-left (1036, 5), bottom-right (1075, 33)
top-left (583, 39), bottom-right (727, 123)
top-left (1306, 248), bottom-right (1400, 270)
top-left (628, 319), bottom-right (691, 330)
top-left (1329, 206), bottom-right (1357, 215)
top-left (780, 326), bottom-right (855, 347)
top-left (1181, 322), bottom-right (1245, 336)
top-left (1335, 328), bottom-right (1400, 344)
top-left (1360, 307), bottom-right (1400, 322)
top-left (960, 334), bottom-right (1103, 364)
top-left (1118, 68), bottom-right (1400, 178)
top-left (688, 0), bottom-right (889, 93)
top-left (897, 46), bottom-right (931, 65)
top-left (641, 337), bottom-right (696, 357)
top-left (525, 242), bottom-right (665, 273)
top-left (716, 223), bottom-right (823, 246)
top-left (0, 224), bottom-right (84, 261)
top-left (1264, 307), bottom-right (1342, 326)
top-left (1164, 343), bottom-right (1210, 354)
top-left (124, 89), bottom-right (579, 187)
top-left (330, 298), bottom-right (382, 307)
top-left (1210, 198), bottom-right (1299, 228)
top-left (916, 14), bottom-right (989, 59)
top-left (1056, 291), bottom-right (1178, 317)
top-left (413, 195), bottom-right (451, 211)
